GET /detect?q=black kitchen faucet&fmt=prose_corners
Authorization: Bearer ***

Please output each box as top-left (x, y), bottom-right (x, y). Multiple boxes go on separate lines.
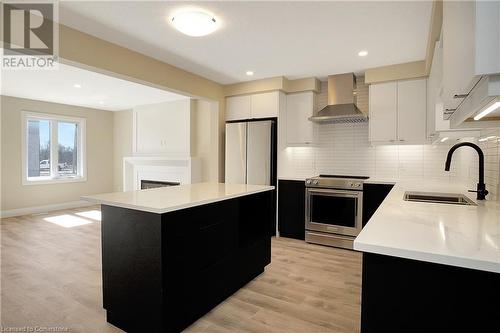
top-left (445, 142), bottom-right (488, 200)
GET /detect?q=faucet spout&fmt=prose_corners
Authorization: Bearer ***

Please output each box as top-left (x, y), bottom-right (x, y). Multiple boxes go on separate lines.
top-left (444, 142), bottom-right (488, 200)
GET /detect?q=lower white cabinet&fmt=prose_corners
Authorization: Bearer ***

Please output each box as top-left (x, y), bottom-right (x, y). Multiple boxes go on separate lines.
top-left (286, 92), bottom-right (316, 145)
top-left (369, 78), bottom-right (427, 144)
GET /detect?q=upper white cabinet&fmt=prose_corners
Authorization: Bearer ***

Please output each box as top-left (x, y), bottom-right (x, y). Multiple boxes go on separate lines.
top-left (226, 95), bottom-right (251, 121)
top-left (369, 78), bottom-right (427, 144)
top-left (225, 91), bottom-right (279, 121)
top-left (442, 1), bottom-right (477, 113)
top-left (134, 100), bottom-right (192, 156)
top-left (427, 38), bottom-right (453, 137)
top-left (442, 0), bottom-right (500, 114)
top-left (397, 79), bottom-right (427, 143)
top-left (475, 2), bottom-right (500, 75)
top-left (251, 92), bottom-right (280, 119)
top-left (427, 40), bottom-right (442, 139)
top-left (285, 91), bottom-right (316, 145)
top-left (369, 82), bottom-right (398, 143)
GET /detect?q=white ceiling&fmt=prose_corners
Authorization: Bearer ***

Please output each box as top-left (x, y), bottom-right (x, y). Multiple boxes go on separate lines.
top-left (60, 1), bottom-right (433, 84)
top-left (1, 63), bottom-right (188, 111)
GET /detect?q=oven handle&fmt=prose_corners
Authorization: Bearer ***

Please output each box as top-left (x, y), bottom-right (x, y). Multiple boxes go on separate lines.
top-left (307, 188), bottom-right (361, 198)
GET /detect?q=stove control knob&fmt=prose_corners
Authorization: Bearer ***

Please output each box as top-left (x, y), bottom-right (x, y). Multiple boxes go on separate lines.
top-left (306, 180), bottom-right (311, 185)
top-left (313, 180), bottom-right (319, 185)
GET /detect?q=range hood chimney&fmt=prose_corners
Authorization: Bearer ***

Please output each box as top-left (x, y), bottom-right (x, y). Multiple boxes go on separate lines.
top-left (309, 73), bottom-right (367, 124)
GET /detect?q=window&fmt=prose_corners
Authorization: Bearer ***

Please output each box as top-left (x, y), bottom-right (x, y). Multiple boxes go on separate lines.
top-left (22, 112), bottom-right (86, 184)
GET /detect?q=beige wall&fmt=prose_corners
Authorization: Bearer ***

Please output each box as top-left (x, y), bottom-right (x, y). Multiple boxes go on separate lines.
top-left (1, 96), bottom-right (114, 212)
top-left (112, 110), bottom-right (133, 191)
top-left (364, 60), bottom-right (427, 84)
top-left (224, 76), bottom-right (320, 97)
top-left (191, 100), bottom-right (219, 182)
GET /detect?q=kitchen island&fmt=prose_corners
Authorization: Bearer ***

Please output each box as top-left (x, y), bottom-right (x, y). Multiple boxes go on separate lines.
top-left (83, 183), bottom-right (275, 333)
top-left (354, 181), bottom-right (500, 332)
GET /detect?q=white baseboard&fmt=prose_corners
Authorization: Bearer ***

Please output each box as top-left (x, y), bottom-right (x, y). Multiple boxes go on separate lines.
top-left (1, 200), bottom-right (94, 218)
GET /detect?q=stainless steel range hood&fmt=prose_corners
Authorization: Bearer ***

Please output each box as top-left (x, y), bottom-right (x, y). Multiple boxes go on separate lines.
top-left (309, 73), bottom-right (367, 124)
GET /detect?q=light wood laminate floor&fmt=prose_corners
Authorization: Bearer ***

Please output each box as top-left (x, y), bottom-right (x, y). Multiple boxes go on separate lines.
top-left (1, 206), bottom-right (362, 332)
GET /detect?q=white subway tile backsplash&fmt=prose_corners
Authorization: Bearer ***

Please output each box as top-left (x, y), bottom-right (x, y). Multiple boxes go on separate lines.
top-left (461, 129), bottom-right (500, 199)
top-left (279, 122), bottom-right (500, 200)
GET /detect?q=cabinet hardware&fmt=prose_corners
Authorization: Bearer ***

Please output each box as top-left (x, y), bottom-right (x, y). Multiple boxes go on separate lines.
top-left (453, 93), bottom-right (469, 99)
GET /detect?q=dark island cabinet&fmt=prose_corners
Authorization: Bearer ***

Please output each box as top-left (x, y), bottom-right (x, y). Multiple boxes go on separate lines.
top-left (278, 179), bottom-right (306, 240)
top-left (361, 253), bottom-right (500, 332)
top-left (101, 191), bottom-right (273, 333)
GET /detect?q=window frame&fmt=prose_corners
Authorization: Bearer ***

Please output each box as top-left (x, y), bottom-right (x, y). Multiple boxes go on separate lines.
top-left (21, 111), bottom-right (87, 185)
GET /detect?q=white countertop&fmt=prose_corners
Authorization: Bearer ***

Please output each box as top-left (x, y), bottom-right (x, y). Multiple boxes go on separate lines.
top-left (354, 181), bottom-right (500, 273)
top-left (82, 183), bottom-right (274, 214)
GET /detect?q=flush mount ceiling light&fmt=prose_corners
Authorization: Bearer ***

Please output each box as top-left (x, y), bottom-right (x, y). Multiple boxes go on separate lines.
top-left (358, 50), bottom-right (368, 57)
top-left (474, 97), bottom-right (500, 120)
top-left (246, 71), bottom-right (254, 76)
top-left (73, 83), bottom-right (82, 88)
top-left (170, 9), bottom-right (219, 37)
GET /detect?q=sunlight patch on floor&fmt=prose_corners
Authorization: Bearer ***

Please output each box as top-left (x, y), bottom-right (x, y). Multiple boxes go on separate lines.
top-left (44, 214), bottom-right (93, 228)
top-left (75, 210), bottom-right (102, 221)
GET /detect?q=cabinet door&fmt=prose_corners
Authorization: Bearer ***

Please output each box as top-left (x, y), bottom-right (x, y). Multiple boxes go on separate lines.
top-left (362, 183), bottom-right (393, 226)
top-left (278, 180), bottom-right (305, 240)
top-left (225, 123), bottom-right (247, 184)
top-left (247, 121), bottom-right (272, 185)
top-left (251, 92), bottom-right (279, 119)
top-left (134, 100), bottom-right (191, 155)
top-left (442, 0), bottom-right (478, 112)
top-left (286, 92), bottom-right (315, 145)
top-left (427, 41), bottom-right (442, 139)
top-left (369, 82), bottom-right (397, 142)
top-left (397, 79), bottom-right (427, 143)
top-left (475, 1), bottom-right (500, 75)
top-left (226, 95), bottom-right (251, 121)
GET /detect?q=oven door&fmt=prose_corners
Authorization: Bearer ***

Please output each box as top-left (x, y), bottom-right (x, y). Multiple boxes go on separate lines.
top-left (306, 188), bottom-right (363, 237)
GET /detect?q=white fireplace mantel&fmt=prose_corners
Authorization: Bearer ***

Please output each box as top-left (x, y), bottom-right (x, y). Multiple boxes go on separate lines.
top-left (123, 156), bottom-right (201, 191)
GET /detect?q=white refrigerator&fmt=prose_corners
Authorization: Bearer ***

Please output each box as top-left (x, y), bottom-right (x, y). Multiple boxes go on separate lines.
top-left (225, 120), bottom-right (276, 186)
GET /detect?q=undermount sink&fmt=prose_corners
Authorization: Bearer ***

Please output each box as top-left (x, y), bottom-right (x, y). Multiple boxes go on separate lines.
top-left (403, 191), bottom-right (477, 206)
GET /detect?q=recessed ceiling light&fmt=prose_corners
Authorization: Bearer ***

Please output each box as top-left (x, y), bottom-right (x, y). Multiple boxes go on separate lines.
top-left (358, 50), bottom-right (368, 57)
top-left (98, 101), bottom-right (104, 105)
top-left (246, 71), bottom-right (254, 76)
top-left (170, 9), bottom-right (219, 37)
top-left (73, 84), bottom-right (82, 88)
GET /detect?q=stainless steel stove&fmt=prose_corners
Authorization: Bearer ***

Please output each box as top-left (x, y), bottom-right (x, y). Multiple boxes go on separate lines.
top-left (305, 175), bottom-right (369, 249)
